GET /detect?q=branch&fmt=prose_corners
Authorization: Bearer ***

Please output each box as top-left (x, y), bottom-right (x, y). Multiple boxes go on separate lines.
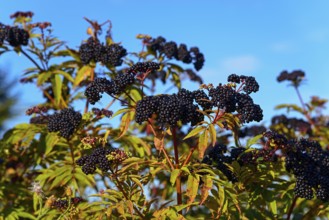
top-left (172, 127), bottom-right (183, 212)
top-left (287, 196), bottom-right (298, 220)
top-left (20, 49), bottom-right (44, 71)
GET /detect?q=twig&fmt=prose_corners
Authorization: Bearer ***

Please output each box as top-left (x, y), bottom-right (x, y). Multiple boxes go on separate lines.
top-left (287, 196), bottom-right (298, 220)
top-left (20, 49), bottom-right (44, 71)
top-left (172, 127), bottom-right (183, 212)
top-left (182, 146), bottom-right (197, 166)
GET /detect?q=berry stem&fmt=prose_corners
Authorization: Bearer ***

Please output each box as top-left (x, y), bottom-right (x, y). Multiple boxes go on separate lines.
top-left (287, 196), bottom-right (298, 220)
top-left (20, 49), bottom-right (44, 71)
top-left (182, 146), bottom-right (197, 166)
top-left (294, 86), bottom-right (317, 129)
top-left (172, 127), bottom-right (183, 212)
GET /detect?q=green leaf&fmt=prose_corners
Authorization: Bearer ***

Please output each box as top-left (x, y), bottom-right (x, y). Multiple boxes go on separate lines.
top-left (183, 126), bottom-right (205, 140)
top-left (275, 104), bottom-right (304, 114)
top-left (45, 133), bottom-right (59, 155)
top-left (269, 200), bottom-right (277, 215)
top-left (246, 134), bottom-right (263, 148)
top-left (74, 65), bottom-right (92, 87)
top-left (198, 129), bottom-right (209, 159)
top-left (17, 212), bottom-right (36, 220)
top-left (209, 124), bottom-right (216, 146)
top-left (52, 74), bottom-right (62, 106)
top-left (117, 110), bottom-right (134, 139)
top-left (37, 71), bottom-right (52, 86)
top-left (131, 177), bottom-right (144, 193)
top-left (112, 108), bottom-right (131, 118)
top-left (53, 70), bottom-right (74, 83)
top-left (170, 169), bottom-right (181, 186)
top-left (186, 174), bottom-right (200, 204)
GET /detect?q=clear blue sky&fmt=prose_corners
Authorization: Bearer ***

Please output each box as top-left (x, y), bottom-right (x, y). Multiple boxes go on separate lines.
top-left (1, 1), bottom-right (329, 129)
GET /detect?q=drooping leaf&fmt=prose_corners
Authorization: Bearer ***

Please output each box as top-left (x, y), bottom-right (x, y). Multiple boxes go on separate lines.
top-left (183, 126), bottom-right (205, 140)
top-left (170, 169), bottom-right (181, 186)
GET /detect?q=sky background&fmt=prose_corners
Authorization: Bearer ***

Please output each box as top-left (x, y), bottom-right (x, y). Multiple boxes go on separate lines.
top-left (1, 0), bottom-right (329, 130)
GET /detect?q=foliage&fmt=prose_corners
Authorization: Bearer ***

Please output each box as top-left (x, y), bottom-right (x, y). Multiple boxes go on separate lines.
top-left (1, 11), bottom-right (329, 220)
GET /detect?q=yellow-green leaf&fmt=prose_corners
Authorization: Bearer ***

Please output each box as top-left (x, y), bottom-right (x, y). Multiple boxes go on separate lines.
top-left (198, 130), bottom-right (209, 159)
top-left (209, 124), bottom-right (216, 146)
top-left (183, 126), bottom-right (205, 140)
top-left (170, 169), bottom-right (181, 186)
top-left (186, 174), bottom-right (200, 204)
top-left (74, 65), bottom-right (92, 87)
top-left (52, 74), bottom-right (62, 106)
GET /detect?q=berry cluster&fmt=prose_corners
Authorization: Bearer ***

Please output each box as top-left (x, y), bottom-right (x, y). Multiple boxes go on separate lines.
top-left (147, 36), bottom-right (205, 71)
top-left (85, 73), bottom-right (135, 104)
top-left (76, 145), bottom-right (128, 175)
top-left (283, 139), bottom-right (329, 201)
top-left (277, 70), bottom-right (305, 83)
top-left (127, 62), bottom-right (160, 74)
top-left (47, 108), bottom-right (82, 139)
top-left (203, 144), bottom-right (277, 182)
top-left (79, 37), bottom-right (127, 66)
top-left (135, 89), bottom-right (204, 127)
top-left (238, 125), bottom-right (267, 138)
top-left (0, 23), bottom-right (29, 47)
top-left (92, 108), bottom-right (113, 118)
top-left (271, 114), bottom-right (312, 135)
top-left (51, 197), bottom-right (83, 210)
top-left (209, 75), bottom-right (263, 123)
top-left (30, 115), bottom-right (48, 125)
top-left (76, 146), bottom-right (113, 174)
top-left (26, 106), bottom-right (48, 115)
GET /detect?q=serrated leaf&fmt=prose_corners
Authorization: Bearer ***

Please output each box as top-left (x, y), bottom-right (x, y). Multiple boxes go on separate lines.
top-left (112, 108), bottom-right (131, 118)
top-left (170, 169), bottom-right (181, 186)
top-left (275, 104), bottom-right (304, 114)
top-left (52, 74), bottom-right (62, 106)
top-left (269, 200), bottom-right (277, 215)
top-left (209, 124), bottom-right (216, 146)
top-left (154, 131), bottom-right (165, 150)
top-left (53, 70), bottom-right (74, 83)
top-left (131, 177), bottom-right (144, 193)
top-left (45, 133), bottom-right (59, 155)
top-left (17, 212), bottom-right (36, 220)
top-left (200, 175), bottom-right (213, 205)
top-left (74, 65), bottom-right (92, 87)
top-left (198, 130), bottom-right (209, 159)
top-left (246, 134), bottom-right (263, 148)
top-left (117, 110), bottom-right (133, 139)
top-left (183, 126), bottom-right (205, 140)
top-left (186, 174), bottom-right (200, 204)
top-left (37, 71), bottom-right (52, 86)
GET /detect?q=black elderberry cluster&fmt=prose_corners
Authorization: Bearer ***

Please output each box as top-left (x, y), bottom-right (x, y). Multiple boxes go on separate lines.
top-left (84, 72), bottom-right (135, 104)
top-left (79, 37), bottom-right (127, 66)
top-left (271, 114), bottom-right (312, 135)
top-left (277, 70), bottom-right (305, 84)
top-left (47, 108), bottom-right (82, 139)
top-left (147, 36), bottom-right (205, 71)
top-left (127, 62), bottom-right (160, 74)
top-left (76, 146), bottom-right (128, 175)
top-left (51, 197), bottom-right (83, 210)
top-left (238, 125), bottom-right (267, 138)
top-left (92, 108), bottom-right (113, 118)
top-left (30, 115), bottom-right (48, 125)
top-left (202, 144), bottom-right (277, 182)
top-left (0, 23), bottom-right (29, 47)
top-left (284, 139), bottom-right (329, 201)
top-left (209, 75), bottom-right (263, 123)
top-left (135, 89), bottom-right (204, 127)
